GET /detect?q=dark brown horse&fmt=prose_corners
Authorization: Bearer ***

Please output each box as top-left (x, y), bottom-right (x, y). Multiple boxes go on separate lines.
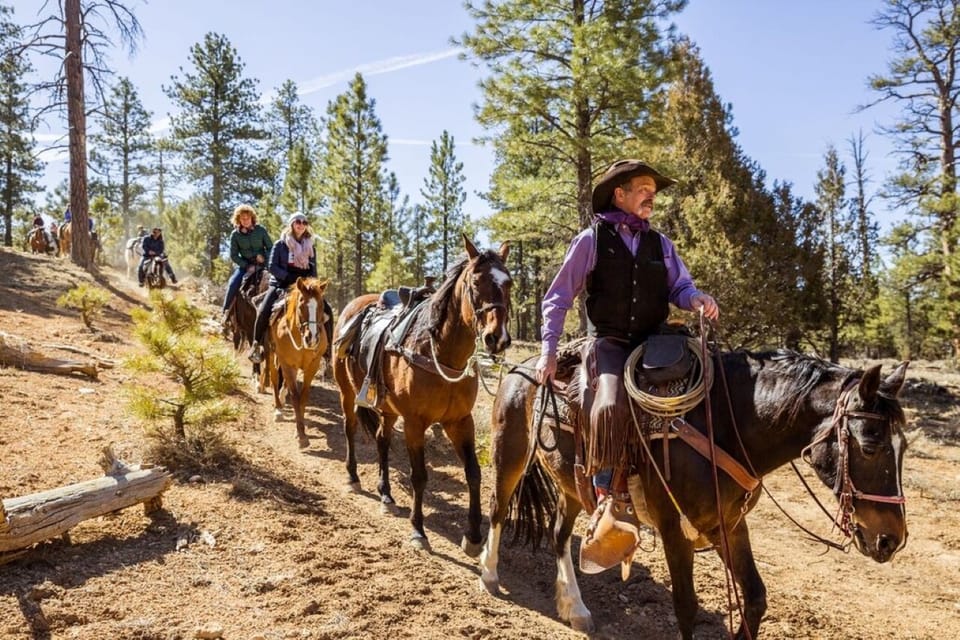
top-left (333, 235), bottom-right (512, 553)
top-left (224, 267), bottom-right (269, 382)
top-left (263, 277), bottom-right (329, 447)
top-left (479, 349), bottom-right (909, 639)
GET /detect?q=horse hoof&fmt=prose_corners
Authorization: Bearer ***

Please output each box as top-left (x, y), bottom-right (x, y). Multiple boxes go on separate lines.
top-left (273, 409), bottom-right (283, 421)
top-left (478, 575), bottom-right (500, 596)
top-left (297, 435), bottom-right (309, 449)
top-left (344, 481), bottom-right (361, 494)
top-left (569, 615), bottom-right (594, 633)
top-left (380, 500), bottom-right (400, 516)
top-left (461, 535), bottom-right (484, 559)
top-left (408, 533), bottom-right (430, 551)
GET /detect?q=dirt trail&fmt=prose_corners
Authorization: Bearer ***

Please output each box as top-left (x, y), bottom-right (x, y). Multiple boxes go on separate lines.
top-left (0, 247), bottom-right (957, 639)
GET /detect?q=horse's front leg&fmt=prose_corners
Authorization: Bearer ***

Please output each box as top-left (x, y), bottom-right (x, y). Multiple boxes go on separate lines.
top-left (293, 361), bottom-right (320, 449)
top-left (661, 519), bottom-right (697, 640)
top-left (554, 491), bottom-right (593, 633)
top-left (403, 418), bottom-right (430, 550)
top-left (717, 520), bottom-right (766, 640)
top-left (336, 368), bottom-right (362, 489)
top-left (442, 414), bottom-right (483, 557)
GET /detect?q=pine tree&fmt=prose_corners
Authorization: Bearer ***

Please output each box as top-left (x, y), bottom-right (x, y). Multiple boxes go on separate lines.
top-left (649, 39), bottom-right (817, 348)
top-left (90, 77), bottom-right (154, 239)
top-left (319, 73), bottom-right (389, 307)
top-left (266, 79), bottom-right (320, 200)
top-left (0, 5), bottom-right (43, 247)
top-left (19, 0), bottom-right (143, 268)
top-left (421, 130), bottom-right (467, 274)
top-left (459, 0), bottom-right (684, 232)
top-left (868, 0), bottom-right (960, 359)
top-left (813, 145), bottom-right (856, 362)
top-left (165, 32), bottom-right (269, 273)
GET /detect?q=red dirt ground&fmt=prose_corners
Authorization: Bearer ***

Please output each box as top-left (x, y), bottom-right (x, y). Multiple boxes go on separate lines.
top-left (1, 246), bottom-right (958, 639)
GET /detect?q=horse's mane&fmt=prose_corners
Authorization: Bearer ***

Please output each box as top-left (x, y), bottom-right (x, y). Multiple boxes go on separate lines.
top-left (750, 349), bottom-right (853, 424)
top-left (418, 249), bottom-right (505, 340)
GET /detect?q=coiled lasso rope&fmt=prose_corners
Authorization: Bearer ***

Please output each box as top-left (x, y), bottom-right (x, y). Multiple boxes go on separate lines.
top-left (623, 337), bottom-right (713, 417)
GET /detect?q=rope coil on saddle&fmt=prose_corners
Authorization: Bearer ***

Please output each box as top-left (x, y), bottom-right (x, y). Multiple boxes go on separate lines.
top-left (623, 337), bottom-right (713, 417)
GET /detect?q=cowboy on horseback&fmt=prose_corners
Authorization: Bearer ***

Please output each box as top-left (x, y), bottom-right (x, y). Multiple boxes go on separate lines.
top-left (534, 159), bottom-right (719, 573)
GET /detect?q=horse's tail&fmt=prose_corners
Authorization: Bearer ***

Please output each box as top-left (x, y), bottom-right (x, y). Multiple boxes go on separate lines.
top-left (506, 457), bottom-right (558, 550)
top-left (356, 406), bottom-right (380, 440)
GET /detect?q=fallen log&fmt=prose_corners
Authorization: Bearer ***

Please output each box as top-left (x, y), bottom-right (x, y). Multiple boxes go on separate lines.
top-left (0, 331), bottom-right (100, 379)
top-left (0, 460), bottom-right (172, 564)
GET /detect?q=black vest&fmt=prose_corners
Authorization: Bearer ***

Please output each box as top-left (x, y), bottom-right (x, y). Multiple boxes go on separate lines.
top-left (585, 222), bottom-right (669, 345)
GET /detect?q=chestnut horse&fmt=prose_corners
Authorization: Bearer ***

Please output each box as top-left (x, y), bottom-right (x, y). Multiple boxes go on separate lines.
top-left (58, 223), bottom-right (71, 257)
top-left (28, 227), bottom-right (55, 255)
top-left (262, 277), bottom-right (329, 447)
top-left (479, 349), bottom-right (909, 639)
top-left (333, 236), bottom-right (512, 553)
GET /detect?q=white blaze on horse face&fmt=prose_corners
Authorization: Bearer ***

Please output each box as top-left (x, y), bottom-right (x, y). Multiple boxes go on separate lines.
top-left (306, 298), bottom-right (319, 345)
top-left (892, 429), bottom-right (906, 516)
top-left (491, 265), bottom-right (511, 289)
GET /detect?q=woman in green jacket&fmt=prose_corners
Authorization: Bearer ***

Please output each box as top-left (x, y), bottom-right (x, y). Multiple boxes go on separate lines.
top-left (221, 204), bottom-right (272, 325)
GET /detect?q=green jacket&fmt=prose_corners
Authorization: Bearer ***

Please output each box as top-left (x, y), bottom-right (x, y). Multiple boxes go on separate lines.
top-left (229, 224), bottom-right (272, 268)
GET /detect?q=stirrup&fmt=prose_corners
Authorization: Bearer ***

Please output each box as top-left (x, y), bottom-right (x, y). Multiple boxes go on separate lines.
top-left (579, 496), bottom-right (640, 577)
top-left (355, 378), bottom-right (378, 409)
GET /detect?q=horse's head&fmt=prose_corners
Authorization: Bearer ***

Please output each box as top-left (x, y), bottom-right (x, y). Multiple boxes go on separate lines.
top-left (462, 235), bottom-right (512, 355)
top-left (293, 277), bottom-right (329, 352)
top-left (804, 362), bottom-right (909, 563)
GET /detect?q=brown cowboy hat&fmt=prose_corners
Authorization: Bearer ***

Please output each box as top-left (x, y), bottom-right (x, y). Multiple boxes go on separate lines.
top-left (591, 159), bottom-right (677, 213)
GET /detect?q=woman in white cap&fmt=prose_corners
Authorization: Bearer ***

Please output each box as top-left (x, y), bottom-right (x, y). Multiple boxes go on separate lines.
top-left (249, 213), bottom-right (332, 363)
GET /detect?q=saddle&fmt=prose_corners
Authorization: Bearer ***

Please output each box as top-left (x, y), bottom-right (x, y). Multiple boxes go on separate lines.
top-left (339, 279), bottom-right (437, 410)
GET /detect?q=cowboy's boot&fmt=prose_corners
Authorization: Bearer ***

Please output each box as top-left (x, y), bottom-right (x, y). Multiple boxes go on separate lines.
top-left (579, 493), bottom-right (641, 576)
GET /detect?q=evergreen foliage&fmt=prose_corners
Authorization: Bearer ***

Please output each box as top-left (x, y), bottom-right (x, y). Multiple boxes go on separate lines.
top-left (0, 5), bottom-right (44, 247)
top-left (421, 130), bottom-right (468, 275)
top-left (89, 77), bottom-right (154, 240)
top-left (125, 292), bottom-right (241, 463)
top-left (165, 32), bottom-right (270, 273)
top-left (868, 0), bottom-right (960, 359)
top-left (318, 73), bottom-right (390, 308)
top-left (56, 283), bottom-right (111, 329)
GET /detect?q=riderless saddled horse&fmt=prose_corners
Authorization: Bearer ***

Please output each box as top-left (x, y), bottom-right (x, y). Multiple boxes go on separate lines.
top-left (332, 235), bottom-right (512, 552)
top-left (479, 346), bottom-right (908, 639)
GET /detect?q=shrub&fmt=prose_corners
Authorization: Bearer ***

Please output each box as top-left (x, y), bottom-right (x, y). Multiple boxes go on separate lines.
top-left (125, 292), bottom-right (242, 470)
top-left (56, 283), bottom-right (112, 329)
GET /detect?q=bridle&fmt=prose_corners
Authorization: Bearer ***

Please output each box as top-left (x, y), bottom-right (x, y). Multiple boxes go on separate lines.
top-left (462, 260), bottom-right (510, 336)
top-left (801, 381), bottom-right (907, 540)
top-left (290, 292), bottom-right (322, 352)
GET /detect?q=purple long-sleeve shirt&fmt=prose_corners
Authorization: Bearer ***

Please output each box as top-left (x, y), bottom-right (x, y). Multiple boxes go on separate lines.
top-left (540, 219), bottom-right (704, 357)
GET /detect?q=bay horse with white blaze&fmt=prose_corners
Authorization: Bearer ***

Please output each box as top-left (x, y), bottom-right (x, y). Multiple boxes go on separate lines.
top-left (333, 235), bottom-right (512, 553)
top-left (263, 277), bottom-right (329, 447)
top-left (480, 349), bottom-right (908, 639)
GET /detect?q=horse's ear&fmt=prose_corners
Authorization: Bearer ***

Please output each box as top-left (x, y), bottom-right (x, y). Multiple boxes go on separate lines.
top-left (316, 279), bottom-right (329, 293)
top-left (498, 241), bottom-right (510, 262)
top-left (295, 277), bottom-right (306, 292)
top-left (879, 361), bottom-right (909, 398)
top-left (463, 233), bottom-right (479, 259)
top-left (858, 364), bottom-right (882, 403)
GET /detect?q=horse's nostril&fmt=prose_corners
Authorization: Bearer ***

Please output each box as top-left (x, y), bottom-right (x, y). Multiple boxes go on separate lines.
top-left (877, 533), bottom-right (898, 555)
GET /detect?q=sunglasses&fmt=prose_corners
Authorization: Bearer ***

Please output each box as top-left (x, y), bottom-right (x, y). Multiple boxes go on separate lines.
top-left (292, 220), bottom-right (307, 225)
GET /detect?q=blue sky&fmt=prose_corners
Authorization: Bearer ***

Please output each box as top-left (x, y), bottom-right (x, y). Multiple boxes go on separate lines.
top-left (13, 0), bottom-right (902, 232)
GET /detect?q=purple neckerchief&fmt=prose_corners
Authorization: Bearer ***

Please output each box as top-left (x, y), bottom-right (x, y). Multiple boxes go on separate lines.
top-left (595, 209), bottom-right (650, 234)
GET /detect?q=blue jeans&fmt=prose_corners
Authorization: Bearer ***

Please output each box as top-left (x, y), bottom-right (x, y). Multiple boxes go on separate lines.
top-left (223, 267), bottom-right (247, 312)
top-left (593, 468), bottom-right (613, 491)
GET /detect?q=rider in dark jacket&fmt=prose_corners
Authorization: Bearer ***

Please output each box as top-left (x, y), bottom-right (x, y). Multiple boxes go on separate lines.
top-left (138, 226), bottom-right (178, 286)
top-left (248, 212), bottom-right (333, 363)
